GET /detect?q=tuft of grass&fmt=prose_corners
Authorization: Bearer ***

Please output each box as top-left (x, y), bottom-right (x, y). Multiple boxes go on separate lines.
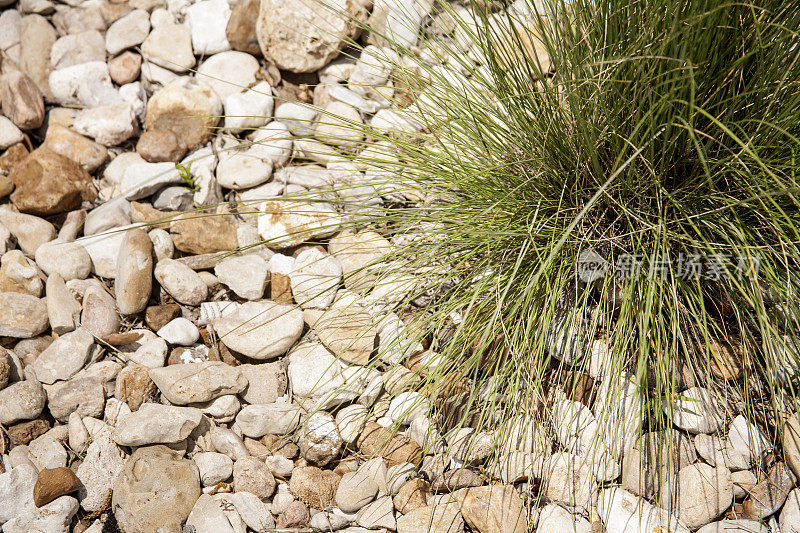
top-left (173, 0), bottom-right (800, 518)
top-left (332, 0), bottom-right (800, 508)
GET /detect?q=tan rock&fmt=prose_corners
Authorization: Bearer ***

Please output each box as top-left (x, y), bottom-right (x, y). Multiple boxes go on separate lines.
top-left (42, 124), bottom-right (108, 174)
top-left (663, 463), bottom-right (732, 529)
top-left (0, 348), bottom-right (10, 390)
top-left (271, 272), bottom-right (293, 304)
top-left (397, 504), bottom-right (465, 533)
top-left (19, 15), bottom-right (56, 98)
top-left (0, 292), bottom-right (49, 338)
top-left (112, 445), bottom-right (201, 533)
top-left (115, 228), bottom-right (153, 315)
top-left (145, 77), bottom-right (221, 151)
top-left (149, 361), bottom-right (247, 405)
top-left (0, 143), bottom-right (29, 177)
top-left (144, 303), bottom-right (181, 331)
top-left (107, 51), bottom-right (142, 86)
top-left (0, 250), bottom-right (42, 296)
top-left (233, 456), bottom-right (276, 500)
top-left (782, 413), bottom-right (800, 480)
top-left (743, 462), bottom-right (795, 519)
top-left (141, 23), bottom-right (195, 73)
top-left (457, 485), bottom-right (527, 533)
top-left (170, 213), bottom-right (238, 255)
top-left (130, 201), bottom-right (178, 229)
top-left (708, 339), bottom-right (743, 380)
top-left (9, 147), bottom-right (96, 216)
top-left (289, 466), bottom-right (340, 509)
top-left (33, 467), bottom-right (82, 507)
top-left (136, 130), bottom-right (186, 163)
top-left (314, 297), bottom-right (378, 365)
top-left (0, 206), bottom-right (56, 256)
top-left (115, 363), bottom-right (157, 411)
top-left (393, 478), bottom-right (428, 514)
top-left (226, 0), bottom-right (261, 56)
top-left (329, 230), bottom-right (392, 291)
top-left (314, 101), bottom-right (363, 148)
top-left (0, 70), bottom-right (45, 130)
top-left (358, 422), bottom-right (423, 468)
top-left (256, 0), bottom-right (364, 73)
top-left (257, 199), bottom-right (343, 249)
top-left (430, 469), bottom-right (484, 493)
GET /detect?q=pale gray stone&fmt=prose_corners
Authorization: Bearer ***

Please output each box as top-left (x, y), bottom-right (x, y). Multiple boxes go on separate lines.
top-left (0, 379), bottom-right (46, 425)
top-left (213, 254), bottom-right (268, 300)
top-left (3, 495), bottom-right (78, 533)
top-left (113, 403), bottom-right (203, 446)
top-left (213, 300), bottom-right (303, 359)
top-left (235, 401), bottom-right (303, 438)
top-left (149, 361), bottom-right (247, 405)
top-left (194, 452), bottom-right (233, 486)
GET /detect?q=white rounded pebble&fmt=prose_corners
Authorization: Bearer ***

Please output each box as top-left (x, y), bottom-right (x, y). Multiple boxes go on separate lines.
top-left (157, 317), bottom-right (200, 346)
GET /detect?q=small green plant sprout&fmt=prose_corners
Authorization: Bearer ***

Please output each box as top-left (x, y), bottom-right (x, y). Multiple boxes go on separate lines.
top-left (174, 161), bottom-right (197, 192)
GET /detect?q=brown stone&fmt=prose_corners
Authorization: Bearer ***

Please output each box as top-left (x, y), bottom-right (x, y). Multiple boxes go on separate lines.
top-left (0, 429), bottom-right (8, 457)
top-left (0, 348), bottom-right (10, 390)
top-left (144, 77), bottom-right (221, 151)
top-left (115, 364), bottom-right (158, 411)
top-left (393, 478), bottom-right (428, 514)
top-left (115, 228), bottom-right (154, 315)
top-left (0, 70), bottom-right (45, 130)
top-left (289, 466), bottom-right (340, 509)
top-left (742, 462), bottom-right (795, 519)
top-left (456, 485), bottom-right (527, 533)
top-left (226, 0), bottom-right (262, 56)
top-left (9, 147), bottom-right (96, 216)
top-left (129, 201), bottom-right (179, 229)
top-left (169, 213), bottom-right (239, 255)
top-left (242, 437), bottom-right (272, 459)
top-left (7, 418), bottom-right (51, 447)
top-left (357, 422), bottom-right (423, 468)
top-left (208, 342), bottom-right (252, 367)
top-left (276, 501), bottom-right (310, 528)
top-left (100, 2), bottom-right (133, 24)
top-left (0, 175), bottom-right (14, 200)
top-left (145, 304), bottom-right (182, 331)
top-left (560, 370), bottom-right (596, 408)
top-left (103, 332), bottom-right (145, 346)
top-left (382, 365), bottom-right (421, 395)
top-left (0, 143), bottom-right (29, 176)
top-left (108, 51), bottom-right (142, 85)
top-left (33, 467), bottom-right (83, 507)
top-left (270, 272), bottom-right (293, 304)
top-left (260, 434), bottom-right (300, 459)
top-left (708, 339), bottom-right (743, 380)
top-left (430, 468), bottom-right (484, 493)
top-left (14, 336), bottom-right (53, 367)
top-left (42, 124), bottom-right (108, 174)
top-left (0, 252), bottom-right (42, 295)
top-left (136, 130), bottom-right (186, 163)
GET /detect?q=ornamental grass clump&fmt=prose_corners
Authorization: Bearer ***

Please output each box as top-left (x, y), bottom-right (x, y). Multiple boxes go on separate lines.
top-left (338, 0), bottom-right (800, 499)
